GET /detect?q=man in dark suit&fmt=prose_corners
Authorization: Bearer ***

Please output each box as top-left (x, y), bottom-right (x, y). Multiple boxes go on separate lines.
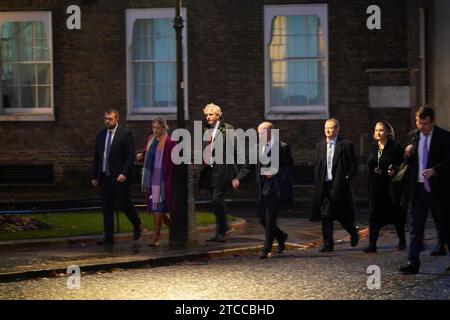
top-left (199, 103), bottom-right (238, 242)
top-left (400, 106), bottom-right (450, 274)
top-left (232, 122), bottom-right (294, 259)
top-left (91, 109), bottom-right (142, 245)
top-left (310, 118), bottom-right (359, 252)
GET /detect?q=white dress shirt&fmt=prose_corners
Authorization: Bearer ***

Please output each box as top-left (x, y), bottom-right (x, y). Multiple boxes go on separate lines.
top-left (417, 129), bottom-right (433, 183)
top-left (326, 137), bottom-right (337, 181)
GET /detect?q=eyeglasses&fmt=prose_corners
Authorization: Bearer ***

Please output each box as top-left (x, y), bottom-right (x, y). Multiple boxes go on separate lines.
top-left (104, 117), bottom-right (116, 121)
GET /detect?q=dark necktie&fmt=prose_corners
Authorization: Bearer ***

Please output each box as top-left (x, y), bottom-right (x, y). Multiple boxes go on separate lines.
top-left (104, 130), bottom-right (112, 176)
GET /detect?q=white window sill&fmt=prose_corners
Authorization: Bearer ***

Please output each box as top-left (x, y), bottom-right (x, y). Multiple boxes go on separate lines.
top-left (265, 111), bottom-right (329, 120)
top-left (127, 113), bottom-right (189, 121)
top-left (0, 113), bottom-right (55, 122)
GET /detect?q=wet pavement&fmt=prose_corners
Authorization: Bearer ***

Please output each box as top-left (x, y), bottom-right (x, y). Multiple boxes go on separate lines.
top-left (0, 206), bottom-right (449, 300)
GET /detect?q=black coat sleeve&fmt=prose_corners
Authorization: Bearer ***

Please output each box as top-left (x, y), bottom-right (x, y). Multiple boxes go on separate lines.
top-left (121, 129), bottom-right (136, 179)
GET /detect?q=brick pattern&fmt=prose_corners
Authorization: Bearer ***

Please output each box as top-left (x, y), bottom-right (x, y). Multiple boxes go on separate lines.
top-left (0, 0), bottom-right (422, 201)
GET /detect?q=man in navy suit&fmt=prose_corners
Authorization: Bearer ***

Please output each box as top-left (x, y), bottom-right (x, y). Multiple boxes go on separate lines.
top-left (232, 122), bottom-right (294, 259)
top-left (400, 106), bottom-right (450, 274)
top-left (91, 109), bottom-right (142, 245)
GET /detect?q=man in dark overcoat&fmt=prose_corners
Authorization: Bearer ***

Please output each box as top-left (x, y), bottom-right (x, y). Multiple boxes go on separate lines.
top-left (310, 118), bottom-right (359, 252)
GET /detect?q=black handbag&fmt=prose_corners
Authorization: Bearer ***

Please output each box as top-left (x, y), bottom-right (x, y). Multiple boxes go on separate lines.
top-left (392, 162), bottom-right (410, 183)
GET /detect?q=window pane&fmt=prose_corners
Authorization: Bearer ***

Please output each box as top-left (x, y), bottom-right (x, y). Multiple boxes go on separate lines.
top-left (307, 35), bottom-right (318, 57)
top-left (153, 62), bottom-right (167, 85)
top-left (288, 61), bottom-right (308, 83)
top-left (134, 85), bottom-right (151, 108)
top-left (34, 38), bottom-right (49, 60)
top-left (269, 12), bottom-right (325, 107)
top-left (154, 85), bottom-right (169, 107)
top-left (129, 12), bottom-right (181, 112)
top-left (2, 86), bottom-right (19, 108)
top-left (132, 20), bottom-right (153, 60)
top-left (168, 84), bottom-right (176, 106)
top-left (0, 15), bottom-right (52, 111)
top-left (289, 83), bottom-right (308, 106)
top-left (37, 64), bottom-right (50, 84)
top-left (132, 18), bottom-right (174, 61)
top-left (38, 86), bottom-right (50, 108)
top-left (19, 64), bottom-right (36, 85)
top-left (287, 16), bottom-right (307, 35)
top-left (133, 62), bottom-right (152, 86)
top-left (167, 36), bottom-right (176, 60)
top-left (271, 61), bottom-right (286, 84)
top-left (287, 35), bottom-right (307, 57)
top-left (1, 22), bottom-right (16, 62)
top-left (271, 86), bottom-right (287, 106)
top-left (1, 62), bottom-right (14, 83)
top-left (21, 85), bottom-right (37, 108)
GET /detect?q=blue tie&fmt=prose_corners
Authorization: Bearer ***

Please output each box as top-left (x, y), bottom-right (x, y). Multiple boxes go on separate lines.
top-left (104, 131), bottom-right (112, 176)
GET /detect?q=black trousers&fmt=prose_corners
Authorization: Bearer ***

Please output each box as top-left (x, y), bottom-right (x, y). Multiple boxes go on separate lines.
top-left (368, 202), bottom-right (406, 246)
top-left (210, 187), bottom-right (229, 236)
top-left (258, 194), bottom-right (286, 253)
top-left (431, 207), bottom-right (447, 250)
top-left (100, 173), bottom-right (141, 240)
top-left (321, 181), bottom-right (357, 248)
top-left (408, 183), bottom-right (447, 266)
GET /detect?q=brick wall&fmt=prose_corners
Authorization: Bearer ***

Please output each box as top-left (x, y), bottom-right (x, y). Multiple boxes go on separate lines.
top-left (0, 0), bottom-right (421, 201)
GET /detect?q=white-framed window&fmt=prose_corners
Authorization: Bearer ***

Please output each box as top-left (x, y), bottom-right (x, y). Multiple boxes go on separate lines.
top-left (264, 4), bottom-right (328, 120)
top-left (0, 11), bottom-right (54, 121)
top-left (126, 8), bottom-right (188, 121)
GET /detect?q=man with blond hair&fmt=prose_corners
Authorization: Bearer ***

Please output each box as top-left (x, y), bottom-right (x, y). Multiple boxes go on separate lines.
top-left (199, 103), bottom-right (238, 242)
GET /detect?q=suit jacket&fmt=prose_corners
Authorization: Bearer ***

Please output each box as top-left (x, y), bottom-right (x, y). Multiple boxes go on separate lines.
top-left (198, 119), bottom-right (239, 189)
top-left (92, 126), bottom-right (136, 186)
top-left (405, 126), bottom-right (450, 200)
top-left (310, 136), bottom-right (358, 221)
top-left (237, 140), bottom-right (294, 204)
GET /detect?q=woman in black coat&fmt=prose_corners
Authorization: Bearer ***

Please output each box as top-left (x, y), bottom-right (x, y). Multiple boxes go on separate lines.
top-left (364, 121), bottom-right (406, 253)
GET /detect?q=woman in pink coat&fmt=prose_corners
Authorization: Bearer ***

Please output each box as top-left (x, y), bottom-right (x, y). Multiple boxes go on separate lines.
top-left (137, 117), bottom-right (176, 246)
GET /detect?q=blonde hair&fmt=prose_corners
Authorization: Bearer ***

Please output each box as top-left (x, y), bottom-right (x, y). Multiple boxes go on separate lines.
top-left (152, 116), bottom-right (169, 131)
top-left (203, 103), bottom-right (223, 117)
top-left (325, 118), bottom-right (340, 129)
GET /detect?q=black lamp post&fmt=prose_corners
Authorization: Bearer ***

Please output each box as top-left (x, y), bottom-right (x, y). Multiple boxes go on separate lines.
top-left (169, 0), bottom-right (189, 247)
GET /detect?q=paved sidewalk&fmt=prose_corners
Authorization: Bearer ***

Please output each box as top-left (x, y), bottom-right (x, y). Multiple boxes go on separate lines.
top-left (0, 216), bottom-right (363, 281)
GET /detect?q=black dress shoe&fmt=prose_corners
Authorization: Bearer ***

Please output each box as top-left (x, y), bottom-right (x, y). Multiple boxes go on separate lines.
top-left (97, 239), bottom-right (114, 246)
top-left (350, 229), bottom-right (359, 247)
top-left (446, 265), bottom-right (450, 271)
top-left (363, 246), bottom-right (377, 253)
top-left (260, 252), bottom-right (271, 259)
top-left (430, 247), bottom-right (447, 256)
top-left (133, 223), bottom-right (142, 241)
top-left (319, 246), bottom-right (333, 252)
top-left (399, 264), bottom-right (420, 274)
top-left (278, 233), bottom-right (288, 253)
